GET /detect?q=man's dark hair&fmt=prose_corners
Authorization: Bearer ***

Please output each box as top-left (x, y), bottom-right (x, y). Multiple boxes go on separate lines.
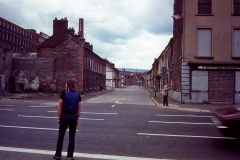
top-left (66, 80), bottom-right (76, 91)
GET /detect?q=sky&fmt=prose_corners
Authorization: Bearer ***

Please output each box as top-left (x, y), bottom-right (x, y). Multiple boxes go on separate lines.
top-left (0, 0), bottom-right (174, 70)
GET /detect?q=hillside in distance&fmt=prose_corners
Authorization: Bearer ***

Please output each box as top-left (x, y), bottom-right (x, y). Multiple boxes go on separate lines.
top-left (117, 68), bottom-right (149, 73)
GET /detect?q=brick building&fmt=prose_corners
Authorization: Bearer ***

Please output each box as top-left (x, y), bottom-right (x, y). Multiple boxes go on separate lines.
top-left (0, 17), bottom-right (49, 92)
top-left (0, 17), bottom-right (49, 53)
top-left (147, 0), bottom-right (240, 104)
top-left (37, 18), bottom-right (106, 92)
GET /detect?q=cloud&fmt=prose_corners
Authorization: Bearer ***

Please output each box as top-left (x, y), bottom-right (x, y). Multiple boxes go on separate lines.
top-left (0, 0), bottom-right (174, 70)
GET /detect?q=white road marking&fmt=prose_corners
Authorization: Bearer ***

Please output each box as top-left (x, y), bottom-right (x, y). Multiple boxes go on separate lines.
top-left (29, 105), bottom-right (55, 108)
top-left (80, 118), bottom-right (104, 121)
top-left (18, 115), bottom-right (104, 121)
top-left (29, 102), bottom-right (58, 108)
top-left (137, 133), bottom-right (236, 140)
top-left (115, 101), bottom-right (122, 104)
top-left (19, 115), bottom-right (57, 118)
top-left (81, 112), bottom-right (118, 115)
top-left (112, 105), bottom-right (115, 107)
top-left (47, 111), bottom-right (118, 115)
top-left (0, 109), bottom-right (14, 111)
top-left (0, 105), bottom-right (17, 107)
top-left (0, 124), bottom-right (76, 131)
top-left (0, 124), bottom-right (78, 131)
top-left (109, 98), bottom-right (127, 101)
top-left (0, 146), bottom-right (168, 160)
top-left (149, 121), bottom-right (214, 125)
top-left (156, 114), bottom-right (214, 118)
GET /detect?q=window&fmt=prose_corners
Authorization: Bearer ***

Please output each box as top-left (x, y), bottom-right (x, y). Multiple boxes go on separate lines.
top-left (233, 29), bottom-right (240, 57)
top-left (236, 71), bottom-right (240, 91)
top-left (197, 29), bottom-right (212, 57)
top-left (234, 0), bottom-right (240, 15)
top-left (192, 71), bottom-right (208, 91)
top-left (198, 0), bottom-right (212, 14)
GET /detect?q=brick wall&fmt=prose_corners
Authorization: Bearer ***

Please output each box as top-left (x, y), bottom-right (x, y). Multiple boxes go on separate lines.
top-left (38, 39), bottom-right (84, 91)
top-left (83, 47), bottom-right (106, 92)
top-left (11, 58), bottom-right (55, 92)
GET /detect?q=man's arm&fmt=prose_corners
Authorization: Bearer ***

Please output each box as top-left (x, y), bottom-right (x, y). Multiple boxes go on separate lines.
top-left (77, 102), bottom-right (81, 124)
top-left (57, 99), bottom-right (63, 123)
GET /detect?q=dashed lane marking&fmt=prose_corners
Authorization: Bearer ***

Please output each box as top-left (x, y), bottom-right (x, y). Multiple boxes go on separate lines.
top-left (137, 133), bottom-right (236, 140)
top-left (48, 111), bottom-right (119, 115)
top-left (18, 115), bottom-right (104, 121)
top-left (149, 121), bottom-right (214, 125)
top-left (0, 109), bottom-right (14, 111)
top-left (81, 112), bottom-right (118, 115)
top-left (156, 114), bottom-right (214, 118)
top-left (0, 125), bottom-right (77, 131)
top-left (0, 105), bottom-right (17, 107)
top-left (0, 146), bottom-right (169, 160)
top-left (115, 101), bottom-right (123, 104)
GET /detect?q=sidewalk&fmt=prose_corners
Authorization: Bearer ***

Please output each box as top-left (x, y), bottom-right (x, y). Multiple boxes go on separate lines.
top-left (144, 87), bottom-right (240, 113)
top-left (0, 89), bottom-right (114, 102)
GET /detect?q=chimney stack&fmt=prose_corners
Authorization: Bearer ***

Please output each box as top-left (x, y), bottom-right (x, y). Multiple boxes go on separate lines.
top-left (78, 18), bottom-right (84, 38)
top-left (53, 17), bottom-right (68, 38)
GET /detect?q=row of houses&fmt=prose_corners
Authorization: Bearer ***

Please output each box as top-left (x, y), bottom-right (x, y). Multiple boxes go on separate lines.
top-left (146, 0), bottom-right (240, 104)
top-left (0, 17), bottom-right (122, 93)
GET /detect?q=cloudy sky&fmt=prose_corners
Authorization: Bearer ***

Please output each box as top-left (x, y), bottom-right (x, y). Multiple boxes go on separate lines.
top-left (0, 0), bottom-right (174, 70)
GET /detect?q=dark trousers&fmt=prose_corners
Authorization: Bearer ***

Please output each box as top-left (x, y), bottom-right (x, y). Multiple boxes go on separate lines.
top-left (163, 95), bottom-right (168, 106)
top-left (55, 114), bottom-right (77, 158)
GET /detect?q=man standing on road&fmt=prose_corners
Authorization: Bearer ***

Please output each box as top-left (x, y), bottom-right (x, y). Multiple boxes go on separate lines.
top-left (53, 80), bottom-right (81, 160)
top-left (162, 84), bottom-right (170, 106)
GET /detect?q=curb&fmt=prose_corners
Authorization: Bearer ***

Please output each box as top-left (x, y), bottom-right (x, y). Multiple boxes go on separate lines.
top-left (145, 90), bottom-right (211, 113)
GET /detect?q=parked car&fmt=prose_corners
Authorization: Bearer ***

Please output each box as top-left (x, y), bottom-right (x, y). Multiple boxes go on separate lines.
top-left (211, 106), bottom-right (240, 138)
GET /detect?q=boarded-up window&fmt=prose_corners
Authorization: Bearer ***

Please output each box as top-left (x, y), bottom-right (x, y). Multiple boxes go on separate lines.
top-left (192, 71), bottom-right (208, 91)
top-left (197, 29), bottom-right (212, 57)
top-left (233, 29), bottom-right (240, 57)
top-left (236, 71), bottom-right (240, 91)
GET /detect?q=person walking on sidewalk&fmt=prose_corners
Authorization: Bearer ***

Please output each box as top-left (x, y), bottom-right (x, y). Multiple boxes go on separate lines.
top-left (53, 80), bottom-right (81, 160)
top-left (162, 84), bottom-right (170, 106)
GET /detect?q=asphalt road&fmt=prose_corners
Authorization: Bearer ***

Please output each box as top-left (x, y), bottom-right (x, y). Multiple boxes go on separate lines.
top-left (0, 86), bottom-right (240, 160)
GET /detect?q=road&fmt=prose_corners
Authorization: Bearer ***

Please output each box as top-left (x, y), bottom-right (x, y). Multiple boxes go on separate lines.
top-left (0, 86), bottom-right (239, 160)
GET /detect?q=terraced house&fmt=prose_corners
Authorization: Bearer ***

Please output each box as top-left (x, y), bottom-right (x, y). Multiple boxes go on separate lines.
top-left (37, 18), bottom-right (107, 92)
top-left (148, 0), bottom-right (240, 104)
top-left (1, 17), bottom-right (113, 93)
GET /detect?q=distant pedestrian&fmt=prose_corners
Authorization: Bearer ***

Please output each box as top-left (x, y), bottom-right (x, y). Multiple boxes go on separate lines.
top-left (53, 80), bottom-right (81, 160)
top-left (162, 84), bottom-right (170, 106)
top-left (100, 83), bottom-right (103, 91)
